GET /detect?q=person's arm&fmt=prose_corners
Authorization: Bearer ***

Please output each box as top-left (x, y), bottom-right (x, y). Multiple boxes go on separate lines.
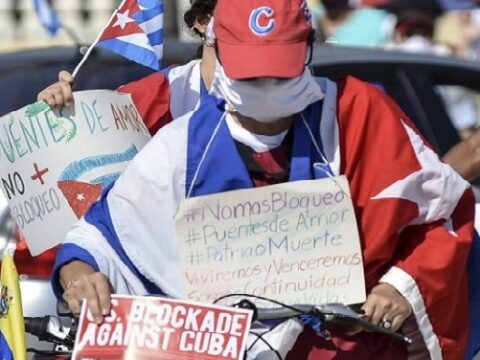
top-left (442, 128), bottom-right (480, 182)
top-left (51, 188), bottom-right (145, 321)
top-left (337, 77), bottom-right (473, 359)
top-left (37, 70), bottom-right (172, 135)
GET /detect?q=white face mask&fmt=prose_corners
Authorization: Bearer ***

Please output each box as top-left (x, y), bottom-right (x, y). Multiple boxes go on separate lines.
top-left (208, 60), bottom-right (324, 123)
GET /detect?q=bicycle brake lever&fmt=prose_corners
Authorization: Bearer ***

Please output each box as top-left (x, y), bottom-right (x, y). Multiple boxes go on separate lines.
top-left (317, 303), bottom-right (362, 319)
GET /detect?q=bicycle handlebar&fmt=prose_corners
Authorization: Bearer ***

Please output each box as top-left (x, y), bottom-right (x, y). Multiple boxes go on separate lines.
top-left (25, 315), bottom-right (75, 348)
top-left (25, 297), bottom-right (412, 356)
top-left (236, 300), bottom-right (412, 345)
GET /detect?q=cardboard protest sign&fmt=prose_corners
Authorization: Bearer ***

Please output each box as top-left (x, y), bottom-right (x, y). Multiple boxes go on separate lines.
top-left (0, 91), bottom-right (151, 255)
top-left (73, 295), bottom-right (253, 360)
top-left (176, 176), bottom-right (366, 306)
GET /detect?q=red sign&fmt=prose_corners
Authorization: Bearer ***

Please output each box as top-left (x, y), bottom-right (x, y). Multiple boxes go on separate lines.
top-left (72, 295), bottom-right (253, 360)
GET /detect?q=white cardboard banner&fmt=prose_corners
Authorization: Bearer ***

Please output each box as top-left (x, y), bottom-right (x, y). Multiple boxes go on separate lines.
top-left (176, 176), bottom-right (366, 306)
top-left (0, 90), bottom-right (151, 255)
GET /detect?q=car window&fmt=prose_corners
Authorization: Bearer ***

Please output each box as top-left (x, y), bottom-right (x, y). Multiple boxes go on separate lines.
top-left (435, 85), bottom-right (480, 140)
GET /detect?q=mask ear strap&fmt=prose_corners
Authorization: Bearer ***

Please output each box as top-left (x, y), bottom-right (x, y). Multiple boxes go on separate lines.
top-left (186, 112), bottom-right (227, 199)
top-left (300, 112), bottom-right (335, 178)
top-left (300, 112), bottom-right (351, 195)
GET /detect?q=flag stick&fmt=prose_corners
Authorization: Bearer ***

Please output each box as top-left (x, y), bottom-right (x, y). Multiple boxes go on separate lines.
top-left (61, 23), bottom-right (82, 45)
top-left (72, 0), bottom-right (128, 78)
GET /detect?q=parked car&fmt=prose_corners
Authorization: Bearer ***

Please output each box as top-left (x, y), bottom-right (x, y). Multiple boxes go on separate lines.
top-left (1, 42), bottom-right (479, 353)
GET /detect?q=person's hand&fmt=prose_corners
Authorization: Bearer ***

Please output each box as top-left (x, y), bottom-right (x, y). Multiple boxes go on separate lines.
top-left (63, 272), bottom-right (112, 324)
top-left (361, 283), bottom-right (412, 332)
top-left (443, 128), bottom-right (480, 182)
top-left (60, 261), bottom-right (112, 324)
top-left (37, 70), bottom-right (75, 108)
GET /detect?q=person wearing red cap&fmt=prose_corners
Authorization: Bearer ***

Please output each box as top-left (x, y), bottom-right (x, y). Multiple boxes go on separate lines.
top-left (51, 1), bottom-right (474, 359)
top-left (209, 4), bottom-right (472, 357)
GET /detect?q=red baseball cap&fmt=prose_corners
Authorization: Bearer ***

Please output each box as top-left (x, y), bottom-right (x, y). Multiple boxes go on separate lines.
top-left (213, 0), bottom-right (313, 80)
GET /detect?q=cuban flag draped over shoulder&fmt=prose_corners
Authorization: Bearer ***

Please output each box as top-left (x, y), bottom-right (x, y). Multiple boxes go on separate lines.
top-left (97, 0), bottom-right (164, 70)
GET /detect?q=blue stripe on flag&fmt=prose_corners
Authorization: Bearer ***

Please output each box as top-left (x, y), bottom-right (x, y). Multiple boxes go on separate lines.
top-left (0, 331), bottom-right (13, 360)
top-left (138, 0), bottom-right (159, 9)
top-left (465, 230), bottom-right (480, 359)
top-left (84, 184), bottom-right (165, 295)
top-left (145, 29), bottom-right (163, 47)
top-left (133, 3), bottom-right (164, 24)
top-left (97, 38), bottom-right (160, 70)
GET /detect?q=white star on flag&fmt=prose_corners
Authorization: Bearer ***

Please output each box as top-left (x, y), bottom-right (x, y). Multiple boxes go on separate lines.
top-left (76, 193), bottom-right (85, 201)
top-left (76, 0), bottom-right (165, 75)
top-left (371, 120), bottom-right (469, 226)
top-left (113, 10), bottom-right (134, 30)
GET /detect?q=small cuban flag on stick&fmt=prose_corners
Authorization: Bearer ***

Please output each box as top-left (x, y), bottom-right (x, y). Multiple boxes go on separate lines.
top-left (72, 0), bottom-right (164, 77)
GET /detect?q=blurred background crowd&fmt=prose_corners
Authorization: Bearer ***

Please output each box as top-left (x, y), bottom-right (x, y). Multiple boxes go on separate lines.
top-left (0, 0), bottom-right (479, 55)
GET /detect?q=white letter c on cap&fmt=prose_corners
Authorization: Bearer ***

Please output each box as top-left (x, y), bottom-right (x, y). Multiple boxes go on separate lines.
top-left (249, 6), bottom-right (276, 36)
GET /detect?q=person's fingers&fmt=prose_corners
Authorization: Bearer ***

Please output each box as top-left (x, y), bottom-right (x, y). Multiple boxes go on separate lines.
top-left (362, 294), bottom-right (391, 326)
top-left (92, 273), bottom-right (112, 316)
top-left (67, 298), bottom-right (82, 315)
top-left (60, 81), bottom-right (74, 106)
top-left (51, 88), bottom-right (65, 108)
top-left (361, 297), bottom-right (375, 321)
top-left (38, 91), bottom-right (57, 107)
top-left (63, 289), bottom-right (82, 316)
top-left (383, 302), bottom-right (412, 332)
top-left (38, 84), bottom-right (68, 108)
top-left (370, 303), bottom-right (387, 326)
top-left (65, 275), bottom-right (103, 323)
top-left (59, 70), bottom-right (74, 85)
top-left (390, 313), bottom-right (409, 332)
top-left (79, 278), bottom-right (103, 324)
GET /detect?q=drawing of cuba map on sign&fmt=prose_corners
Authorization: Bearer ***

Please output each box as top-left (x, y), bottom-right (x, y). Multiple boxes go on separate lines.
top-left (0, 90), bottom-right (151, 256)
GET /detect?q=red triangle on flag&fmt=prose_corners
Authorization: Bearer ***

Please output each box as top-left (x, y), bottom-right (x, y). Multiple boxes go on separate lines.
top-left (99, 0), bottom-right (143, 41)
top-left (57, 180), bottom-right (103, 219)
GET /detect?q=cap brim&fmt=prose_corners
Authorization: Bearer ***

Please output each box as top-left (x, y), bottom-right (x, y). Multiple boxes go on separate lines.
top-left (217, 40), bottom-right (308, 80)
